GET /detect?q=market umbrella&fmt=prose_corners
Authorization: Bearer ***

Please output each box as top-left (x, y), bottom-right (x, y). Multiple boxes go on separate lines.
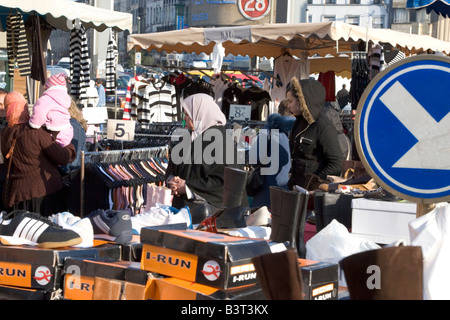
top-left (128, 21), bottom-right (450, 59)
top-left (406, 0), bottom-right (450, 18)
top-left (0, 0), bottom-right (132, 32)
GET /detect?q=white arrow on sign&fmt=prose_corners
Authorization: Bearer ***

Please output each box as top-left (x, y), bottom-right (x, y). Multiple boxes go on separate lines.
top-left (379, 80), bottom-right (450, 170)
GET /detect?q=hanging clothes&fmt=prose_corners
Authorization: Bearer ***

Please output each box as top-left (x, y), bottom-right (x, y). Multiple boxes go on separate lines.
top-left (105, 29), bottom-right (118, 95)
top-left (141, 79), bottom-right (177, 126)
top-left (123, 75), bottom-right (147, 120)
top-left (211, 43), bottom-right (225, 73)
top-left (6, 12), bottom-right (31, 78)
top-left (271, 54), bottom-right (302, 104)
top-left (123, 76), bottom-right (177, 127)
top-left (318, 71), bottom-right (336, 102)
top-left (349, 52), bottom-right (370, 111)
top-left (25, 15), bottom-right (52, 83)
top-left (368, 44), bottom-right (385, 80)
top-left (70, 24), bottom-right (91, 102)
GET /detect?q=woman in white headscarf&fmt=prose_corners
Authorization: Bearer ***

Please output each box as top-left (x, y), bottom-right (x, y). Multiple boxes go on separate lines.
top-left (166, 93), bottom-right (246, 222)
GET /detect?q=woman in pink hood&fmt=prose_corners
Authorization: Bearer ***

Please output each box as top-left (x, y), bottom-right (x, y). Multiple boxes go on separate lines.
top-left (29, 73), bottom-right (73, 146)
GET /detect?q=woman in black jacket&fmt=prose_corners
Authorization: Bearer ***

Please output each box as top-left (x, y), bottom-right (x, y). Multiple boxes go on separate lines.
top-left (166, 93), bottom-right (246, 216)
top-left (286, 77), bottom-right (343, 190)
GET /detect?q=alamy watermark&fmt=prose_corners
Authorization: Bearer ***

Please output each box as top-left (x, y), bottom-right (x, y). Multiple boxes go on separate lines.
top-left (170, 127), bottom-right (280, 175)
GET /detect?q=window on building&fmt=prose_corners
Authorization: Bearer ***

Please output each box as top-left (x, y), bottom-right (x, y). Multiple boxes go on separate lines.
top-left (373, 0), bottom-right (381, 4)
top-left (372, 16), bottom-right (384, 28)
top-left (350, 0), bottom-right (361, 4)
top-left (393, 8), bottom-right (409, 23)
top-left (326, 0), bottom-right (336, 4)
top-left (322, 15), bottom-right (336, 22)
top-left (308, 14), bottom-right (313, 23)
top-left (346, 15), bottom-right (360, 25)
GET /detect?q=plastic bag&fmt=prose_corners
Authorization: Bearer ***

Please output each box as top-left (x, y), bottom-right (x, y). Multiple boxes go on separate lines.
top-left (409, 203), bottom-right (450, 300)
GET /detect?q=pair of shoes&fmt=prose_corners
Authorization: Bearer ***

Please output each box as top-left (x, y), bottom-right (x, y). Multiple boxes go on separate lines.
top-left (131, 205), bottom-right (192, 235)
top-left (87, 209), bottom-right (133, 244)
top-left (0, 211), bottom-right (82, 249)
top-left (48, 212), bottom-right (94, 248)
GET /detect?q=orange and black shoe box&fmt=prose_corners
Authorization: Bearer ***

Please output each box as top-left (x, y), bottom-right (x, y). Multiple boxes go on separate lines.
top-left (147, 277), bottom-right (265, 300)
top-left (0, 242), bottom-right (121, 292)
top-left (0, 284), bottom-right (54, 300)
top-left (299, 259), bottom-right (339, 300)
top-left (120, 235), bottom-right (142, 262)
top-left (63, 258), bottom-right (153, 300)
top-left (140, 228), bottom-right (272, 290)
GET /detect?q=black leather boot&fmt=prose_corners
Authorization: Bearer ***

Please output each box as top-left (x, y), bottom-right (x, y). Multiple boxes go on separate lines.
top-left (269, 186), bottom-right (309, 258)
top-left (222, 166), bottom-right (248, 209)
top-left (252, 248), bottom-right (303, 300)
top-left (340, 246), bottom-right (423, 300)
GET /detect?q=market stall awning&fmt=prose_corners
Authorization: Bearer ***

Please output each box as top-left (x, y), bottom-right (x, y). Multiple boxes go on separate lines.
top-left (0, 0), bottom-right (132, 32)
top-left (406, 0), bottom-right (450, 18)
top-left (128, 21), bottom-right (450, 58)
top-left (309, 56), bottom-right (352, 78)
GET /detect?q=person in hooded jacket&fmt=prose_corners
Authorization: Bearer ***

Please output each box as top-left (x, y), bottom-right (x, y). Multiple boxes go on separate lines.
top-left (28, 73), bottom-right (73, 147)
top-left (286, 77), bottom-right (343, 190)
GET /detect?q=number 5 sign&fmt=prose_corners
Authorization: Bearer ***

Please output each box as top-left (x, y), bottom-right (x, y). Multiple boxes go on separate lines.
top-left (107, 119), bottom-right (136, 141)
top-left (238, 0), bottom-right (271, 20)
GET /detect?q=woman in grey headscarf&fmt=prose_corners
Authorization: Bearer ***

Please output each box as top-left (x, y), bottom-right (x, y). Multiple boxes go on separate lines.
top-left (166, 93), bottom-right (246, 219)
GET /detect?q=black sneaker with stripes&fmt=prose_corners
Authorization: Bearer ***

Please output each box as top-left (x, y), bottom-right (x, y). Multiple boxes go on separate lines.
top-left (87, 209), bottom-right (132, 244)
top-left (0, 211), bottom-right (82, 248)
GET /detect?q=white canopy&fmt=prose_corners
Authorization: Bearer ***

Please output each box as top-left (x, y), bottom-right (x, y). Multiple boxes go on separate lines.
top-left (128, 21), bottom-right (450, 58)
top-left (0, 0), bottom-right (132, 32)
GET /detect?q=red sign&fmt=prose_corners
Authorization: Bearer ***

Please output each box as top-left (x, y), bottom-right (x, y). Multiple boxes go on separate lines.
top-left (237, 0), bottom-right (271, 21)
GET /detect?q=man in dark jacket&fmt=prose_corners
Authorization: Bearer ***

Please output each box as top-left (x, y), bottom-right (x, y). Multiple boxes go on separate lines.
top-left (286, 77), bottom-right (343, 190)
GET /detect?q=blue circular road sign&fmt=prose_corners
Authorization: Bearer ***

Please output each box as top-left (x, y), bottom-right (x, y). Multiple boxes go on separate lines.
top-left (355, 55), bottom-right (450, 203)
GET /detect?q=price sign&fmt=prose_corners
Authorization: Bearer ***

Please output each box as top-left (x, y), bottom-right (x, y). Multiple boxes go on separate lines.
top-left (237, 0), bottom-right (271, 20)
top-left (82, 107), bottom-right (108, 124)
top-left (229, 104), bottom-right (251, 121)
top-left (135, 52), bottom-right (141, 65)
top-left (107, 119), bottom-right (136, 141)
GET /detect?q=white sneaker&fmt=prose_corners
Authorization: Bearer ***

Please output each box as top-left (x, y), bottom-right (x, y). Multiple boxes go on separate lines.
top-left (48, 212), bottom-right (94, 248)
top-left (131, 205), bottom-right (192, 235)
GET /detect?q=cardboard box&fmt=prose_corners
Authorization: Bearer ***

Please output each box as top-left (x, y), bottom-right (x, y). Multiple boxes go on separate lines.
top-left (140, 228), bottom-right (272, 289)
top-left (0, 243), bottom-right (120, 291)
top-left (120, 235), bottom-right (143, 262)
top-left (351, 198), bottom-right (417, 242)
top-left (92, 277), bottom-right (146, 300)
top-left (0, 284), bottom-right (55, 300)
top-left (63, 258), bottom-right (152, 300)
top-left (147, 277), bottom-right (264, 300)
top-left (299, 259), bottom-right (339, 300)
top-left (122, 224), bottom-right (187, 262)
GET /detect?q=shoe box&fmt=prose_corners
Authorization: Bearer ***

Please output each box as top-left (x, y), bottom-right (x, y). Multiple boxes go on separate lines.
top-left (299, 259), bottom-right (339, 300)
top-left (351, 198), bottom-right (417, 244)
top-left (63, 258), bottom-right (153, 300)
top-left (0, 242), bottom-right (121, 292)
top-left (0, 284), bottom-right (55, 300)
top-left (119, 223), bottom-right (188, 262)
top-left (120, 235), bottom-right (143, 262)
top-left (140, 228), bottom-right (272, 289)
top-left (146, 276), bottom-right (265, 300)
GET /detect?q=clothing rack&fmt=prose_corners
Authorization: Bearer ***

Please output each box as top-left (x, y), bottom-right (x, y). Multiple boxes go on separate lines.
top-left (79, 146), bottom-right (169, 217)
top-left (83, 145), bottom-right (168, 163)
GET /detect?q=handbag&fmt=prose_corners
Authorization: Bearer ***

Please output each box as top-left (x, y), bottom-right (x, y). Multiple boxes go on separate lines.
top-left (3, 138), bottom-right (16, 205)
top-left (246, 164), bottom-right (265, 197)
